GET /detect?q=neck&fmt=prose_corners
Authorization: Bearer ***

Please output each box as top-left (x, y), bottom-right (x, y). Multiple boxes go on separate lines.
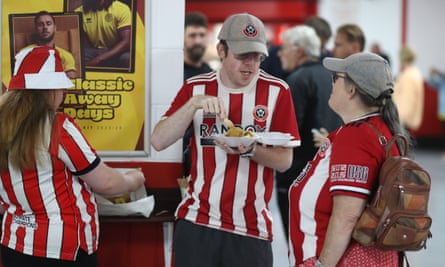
top-left (343, 108), bottom-right (379, 123)
top-left (184, 58), bottom-right (203, 68)
top-left (38, 40), bottom-right (55, 47)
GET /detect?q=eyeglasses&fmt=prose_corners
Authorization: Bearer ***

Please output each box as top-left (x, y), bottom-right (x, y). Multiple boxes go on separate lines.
top-left (233, 52), bottom-right (266, 63)
top-left (332, 73), bottom-right (347, 83)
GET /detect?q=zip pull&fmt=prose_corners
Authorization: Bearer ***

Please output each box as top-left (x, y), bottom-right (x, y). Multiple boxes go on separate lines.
top-left (398, 185), bottom-right (405, 209)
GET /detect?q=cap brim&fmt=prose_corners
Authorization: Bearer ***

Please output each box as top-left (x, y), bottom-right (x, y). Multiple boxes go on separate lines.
top-left (322, 57), bottom-right (346, 72)
top-left (226, 40), bottom-right (269, 56)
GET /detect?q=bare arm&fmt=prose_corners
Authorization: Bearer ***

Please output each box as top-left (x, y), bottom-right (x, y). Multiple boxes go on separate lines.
top-left (150, 95), bottom-right (227, 151)
top-left (80, 161), bottom-right (145, 196)
top-left (318, 195), bottom-right (366, 267)
top-left (250, 145), bottom-right (292, 172)
top-left (87, 27), bottom-right (131, 66)
top-left (65, 70), bottom-right (78, 79)
top-left (215, 140), bottom-right (293, 173)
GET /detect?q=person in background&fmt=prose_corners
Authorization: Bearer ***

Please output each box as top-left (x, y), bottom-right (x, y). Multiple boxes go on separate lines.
top-left (276, 25), bottom-right (342, 240)
top-left (305, 16), bottom-right (333, 60)
top-left (183, 12), bottom-right (213, 81)
top-left (182, 12), bottom-right (213, 178)
top-left (312, 23), bottom-right (366, 146)
top-left (393, 45), bottom-right (424, 132)
top-left (428, 67), bottom-right (445, 159)
top-left (370, 42), bottom-right (391, 66)
top-left (0, 46), bottom-right (145, 267)
top-left (289, 52), bottom-right (405, 267)
top-left (428, 67), bottom-right (445, 135)
top-left (151, 13), bottom-right (300, 267)
top-left (75, 0), bottom-right (132, 68)
top-left (21, 10), bottom-right (78, 78)
top-left (332, 23), bottom-right (365, 60)
top-left (260, 44), bottom-right (289, 80)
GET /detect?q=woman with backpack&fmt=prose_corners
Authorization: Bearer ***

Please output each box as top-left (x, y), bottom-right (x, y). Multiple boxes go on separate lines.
top-left (288, 52), bottom-right (408, 266)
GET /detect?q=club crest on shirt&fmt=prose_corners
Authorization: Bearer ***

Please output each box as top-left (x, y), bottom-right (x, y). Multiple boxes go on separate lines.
top-left (105, 13), bottom-right (113, 23)
top-left (253, 105), bottom-right (268, 122)
top-left (317, 139), bottom-right (331, 158)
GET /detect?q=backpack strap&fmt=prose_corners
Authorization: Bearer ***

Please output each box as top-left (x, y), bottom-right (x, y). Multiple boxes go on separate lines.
top-left (398, 251), bottom-right (411, 267)
top-left (360, 121), bottom-right (410, 198)
top-left (360, 121), bottom-right (408, 157)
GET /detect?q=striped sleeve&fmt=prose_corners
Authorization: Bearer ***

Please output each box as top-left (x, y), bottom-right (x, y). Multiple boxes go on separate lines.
top-left (55, 114), bottom-right (100, 175)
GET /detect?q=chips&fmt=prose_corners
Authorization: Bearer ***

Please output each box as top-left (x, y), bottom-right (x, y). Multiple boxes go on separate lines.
top-left (106, 193), bottom-right (131, 204)
top-left (225, 127), bottom-right (254, 137)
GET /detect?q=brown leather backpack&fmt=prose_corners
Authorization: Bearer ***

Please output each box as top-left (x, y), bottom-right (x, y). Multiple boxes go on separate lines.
top-left (352, 124), bottom-right (432, 251)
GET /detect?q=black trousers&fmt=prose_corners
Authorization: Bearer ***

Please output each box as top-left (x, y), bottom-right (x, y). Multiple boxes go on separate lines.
top-left (174, 219), bottom-right (273, 267)
top-left (1, 245), bottom-right (97, 267)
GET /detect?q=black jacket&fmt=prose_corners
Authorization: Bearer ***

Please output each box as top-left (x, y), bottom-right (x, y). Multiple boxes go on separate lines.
top-left (276, 61), bottom-right (343, 188)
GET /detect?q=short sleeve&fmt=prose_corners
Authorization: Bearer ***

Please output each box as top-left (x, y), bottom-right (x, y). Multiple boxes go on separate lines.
top-left (115, 1), bottom-right (132, 29)
top-left (268, 83), bottom-right (301, 141)
top-left (54, 114), bottom-right (100, 175)
top-left (328, 124), bottom-right (384, 200)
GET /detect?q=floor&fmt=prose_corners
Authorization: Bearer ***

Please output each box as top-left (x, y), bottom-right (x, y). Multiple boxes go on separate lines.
top-left (270, 146), bottom-right (444, 267)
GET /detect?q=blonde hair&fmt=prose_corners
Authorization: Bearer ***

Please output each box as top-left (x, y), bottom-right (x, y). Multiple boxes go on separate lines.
top-left (0, 90), bottom-right (56, 172)
top-left (399, 45), bottom-right (416, 64)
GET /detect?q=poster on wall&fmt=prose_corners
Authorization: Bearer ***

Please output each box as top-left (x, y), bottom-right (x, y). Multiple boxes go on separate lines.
top-left (1, 0), bottom-right (148, 157)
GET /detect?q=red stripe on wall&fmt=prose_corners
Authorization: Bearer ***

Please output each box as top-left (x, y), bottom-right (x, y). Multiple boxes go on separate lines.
top-left (186, 1), bottom-right (316, 24)
top-left (106, 162), bottom-right (182, 188)
top-left (401, 0), bottom-right (408, 44)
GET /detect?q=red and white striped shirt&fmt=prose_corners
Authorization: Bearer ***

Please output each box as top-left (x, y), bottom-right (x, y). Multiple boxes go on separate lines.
top-left (288, 114), bottom-right (399, 266)
top-left (0, 113), bottom-right (100, 261)
top-left (164, 70), bottom-right (300, 240)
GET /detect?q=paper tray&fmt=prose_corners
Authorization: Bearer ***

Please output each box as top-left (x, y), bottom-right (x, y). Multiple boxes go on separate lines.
top-left (96, 186), bottom-right (155, 218)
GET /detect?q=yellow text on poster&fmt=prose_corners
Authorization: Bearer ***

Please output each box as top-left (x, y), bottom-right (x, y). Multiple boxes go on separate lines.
top-left (2, 0), bottom-right (147, 153)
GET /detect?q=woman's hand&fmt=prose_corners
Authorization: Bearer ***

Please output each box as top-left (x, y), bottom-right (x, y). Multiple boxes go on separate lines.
top-left (312, 127), bottom-right (329, 147)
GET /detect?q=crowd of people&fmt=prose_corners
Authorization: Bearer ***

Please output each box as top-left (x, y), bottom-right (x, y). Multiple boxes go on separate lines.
top-left (150, 11), bottom-right (425, 267)
top-left (0, 5), bottom-right (438, 267)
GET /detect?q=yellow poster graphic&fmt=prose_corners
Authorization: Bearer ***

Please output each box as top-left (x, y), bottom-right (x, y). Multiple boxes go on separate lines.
top-left (2, 0), bottom-right (147, 155)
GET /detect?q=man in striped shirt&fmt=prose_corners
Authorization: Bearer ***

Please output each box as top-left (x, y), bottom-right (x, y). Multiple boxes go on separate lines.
top-left (151, 13), bottom-right (300, 267)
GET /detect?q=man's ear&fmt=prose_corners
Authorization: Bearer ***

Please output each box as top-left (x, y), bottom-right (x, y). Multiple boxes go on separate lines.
top-left (216, 43), bottom-right (226, 58)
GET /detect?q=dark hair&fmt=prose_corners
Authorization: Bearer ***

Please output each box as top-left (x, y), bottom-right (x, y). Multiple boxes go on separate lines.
top-left (337, 24), bottom-right (366, 52)
top-left (185, 12), bottom-right (208, 29)
top-left (218, 40), bottom-right (229, 55)
top-left (305, 16), bottom-right (331, 41)
top-left (82, 0), bottom-right (115, 12)
top-left (34, 10), bottom-right (55, 26)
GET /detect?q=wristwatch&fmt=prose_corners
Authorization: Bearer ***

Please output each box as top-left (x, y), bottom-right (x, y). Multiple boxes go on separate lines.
top-left (240, 143), bottom-right (257, 158)
top-left (315, 259), bottom-right (326, 267)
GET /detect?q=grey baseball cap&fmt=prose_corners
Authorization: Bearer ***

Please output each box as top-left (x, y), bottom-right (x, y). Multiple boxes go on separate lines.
top-left (323, 52), bottom-right (393, 99)
top-left (218, 13), bottom-right (268, 56)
